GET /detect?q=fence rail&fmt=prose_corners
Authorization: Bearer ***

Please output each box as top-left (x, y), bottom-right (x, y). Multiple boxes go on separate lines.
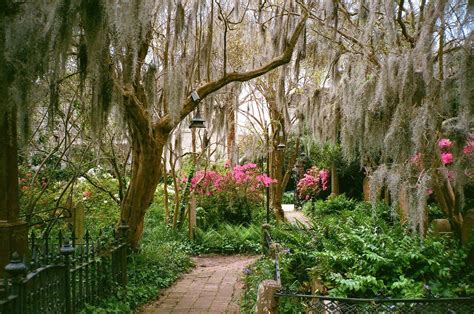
top-left (0, 222), bottom-right (129, 314)
top-left (262, 225), bottom-right (474, 314)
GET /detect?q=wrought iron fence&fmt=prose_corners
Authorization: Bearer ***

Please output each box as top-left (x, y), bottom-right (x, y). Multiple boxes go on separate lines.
top-left (0, 222), bottom-right (129, 314)
top-left (263, 225), bottom-right (474, 314)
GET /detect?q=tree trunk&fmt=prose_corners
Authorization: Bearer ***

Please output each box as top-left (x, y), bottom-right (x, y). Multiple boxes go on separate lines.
top-left (432, 172), bottom-right (463, 241)
top-left (271, 147), bottom-right (285, 221)
top-left (330, 164), bottom-right (340, 196)
top-left (120, 126), bottom-right (167, 249)
top-left (226, 93), bottom-right (237, 165)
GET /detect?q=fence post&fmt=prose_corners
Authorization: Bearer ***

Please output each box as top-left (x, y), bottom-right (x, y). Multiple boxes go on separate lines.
top-left (61, 240), bottom-right (75, 314)
top-left (5, 252), bottom-right (27, 313)
top-left (117, 220), bottom-right (129, 286)
top-left (256, 279), bottom-right (281, 314)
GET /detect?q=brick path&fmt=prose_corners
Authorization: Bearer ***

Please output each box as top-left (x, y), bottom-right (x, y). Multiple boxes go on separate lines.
top-left (282, 204), bottom-right (311, 227)
top-left (139, 255), bottom-right (258, 314)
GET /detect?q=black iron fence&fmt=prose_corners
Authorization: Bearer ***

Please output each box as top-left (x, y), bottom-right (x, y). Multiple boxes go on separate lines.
top-left (263, 225), bottom-right (474, 314)
top-left (0, 222), bottom-right (129, 314)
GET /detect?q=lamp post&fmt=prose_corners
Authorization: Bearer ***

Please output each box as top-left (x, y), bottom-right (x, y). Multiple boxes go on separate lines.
top-left (188, 90), bottom-right (205, 239)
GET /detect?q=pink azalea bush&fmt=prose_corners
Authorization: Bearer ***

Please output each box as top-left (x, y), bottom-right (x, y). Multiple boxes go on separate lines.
top-left (190, 163), bottom-right (276, 197)
top-left (296, 166), bottom-right (329, 201)
top-left (190, 163), bottom-right (277, 227)
top-left (410, 135), bottom-right (474, 194)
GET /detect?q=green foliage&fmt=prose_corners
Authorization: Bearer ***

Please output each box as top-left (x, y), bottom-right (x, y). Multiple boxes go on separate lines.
top-left (243, 198), bottom-right (474, 312)
top-left (80, 199), bottom-right (194, 313)
top-left (303, 194), bottom-right (357, 216)
top-left (305, 142), bottom-right (343, 170)
top-left (192, 224), bottom-right (262, 254)
top-left (196, 193), bottom-right (262, 228)
top-left (282, 191), bottom-right (295, 204)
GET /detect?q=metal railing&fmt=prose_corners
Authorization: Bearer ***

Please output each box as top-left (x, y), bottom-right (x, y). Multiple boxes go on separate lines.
top-left (263, 225), bottom-right (474, 314)
top-left (0, 222), bottom-right (129, 314)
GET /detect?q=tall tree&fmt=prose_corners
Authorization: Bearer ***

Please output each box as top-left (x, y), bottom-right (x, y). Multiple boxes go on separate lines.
top-left (1, 1), bottom-right (309, 250)
top-left (299, 0), bottom-right (472, 237)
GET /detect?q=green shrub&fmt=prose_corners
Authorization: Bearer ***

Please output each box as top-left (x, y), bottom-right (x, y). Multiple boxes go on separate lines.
top-left (192, 224), bottom-right (262, 254)
top-left (282, 191), bottom-right (295, 204)
top-left (303, 194), bottom-right (357, 216)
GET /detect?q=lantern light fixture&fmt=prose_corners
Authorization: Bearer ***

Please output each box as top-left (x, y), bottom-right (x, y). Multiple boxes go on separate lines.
top-left (189, 108), bottom-right (206, 129)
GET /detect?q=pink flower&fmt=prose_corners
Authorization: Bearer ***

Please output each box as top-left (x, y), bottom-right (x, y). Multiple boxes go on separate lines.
top-left (296, 166), bottom-right (322, 200)
top-left (463, 141), bottom-right (474, 155)
top-left (441, 152), bottom-right (454, 165)
top-left (256, 174), bottom-right (277, 187)
top-left (438, 138), bottom-right (453, 150)
top-left (83, 191), bottom-right (92, 198)
top-left (426, 188), bottom-right (433, 195)
top-left (319, 170), bottom-right (330, 191)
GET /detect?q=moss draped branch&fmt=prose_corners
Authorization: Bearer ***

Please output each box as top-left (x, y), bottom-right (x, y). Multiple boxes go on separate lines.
top-left (156, 14), bottom-right (308, 133)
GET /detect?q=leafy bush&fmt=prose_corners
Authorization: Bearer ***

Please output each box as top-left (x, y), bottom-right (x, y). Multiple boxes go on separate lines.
top-left (303, 194), bottom-right (357, 216)
top-left (192, 224), bottom-right (262, 254)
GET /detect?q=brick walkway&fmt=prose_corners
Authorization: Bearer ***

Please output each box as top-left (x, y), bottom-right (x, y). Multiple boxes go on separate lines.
top-left (282, 204), bottom-right (311, 227)
top-left (139, 255), bottom-right (258, 314)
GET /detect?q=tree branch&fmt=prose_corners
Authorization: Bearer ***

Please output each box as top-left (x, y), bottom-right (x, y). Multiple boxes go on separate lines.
top-left (156, 14), bottom-right (308, 133)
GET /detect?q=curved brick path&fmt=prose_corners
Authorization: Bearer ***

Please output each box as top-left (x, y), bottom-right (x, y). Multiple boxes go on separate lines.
top-left (139, 255), bottom-right (258, 314)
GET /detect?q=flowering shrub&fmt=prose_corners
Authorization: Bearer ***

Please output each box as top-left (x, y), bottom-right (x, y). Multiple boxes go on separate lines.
top-left (296, 167), bottom-right (329, 201)
top-left (190, 163), bottom-right (277, 228)
top-left (409, 135), bottom-right (474, 196)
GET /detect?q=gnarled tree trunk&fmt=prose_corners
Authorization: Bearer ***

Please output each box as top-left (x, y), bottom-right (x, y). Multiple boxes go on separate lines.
top-left (120, 122), bottom-right (168, 247)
